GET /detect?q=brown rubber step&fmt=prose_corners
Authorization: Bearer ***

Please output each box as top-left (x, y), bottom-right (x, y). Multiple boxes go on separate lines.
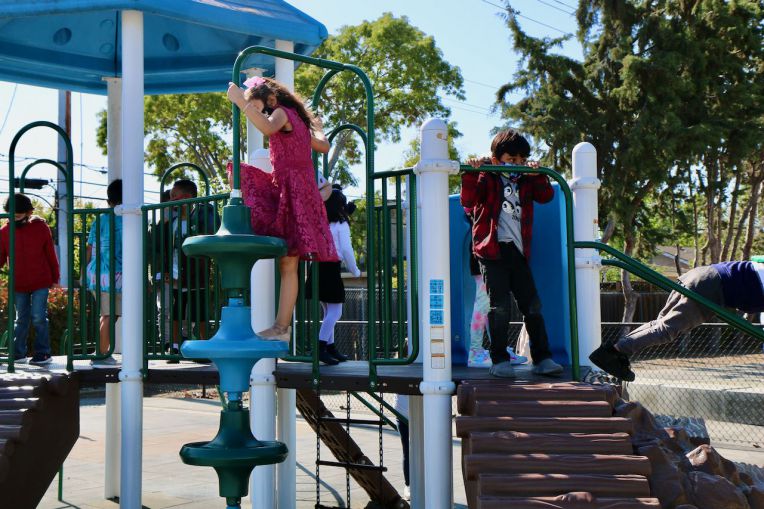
top-left (477, 495), bottom-right (661, 509)
top-left (477, 473), bottom-right (651, 498)
top-left (0, 387), bottom-right (40, 399)
top-left (466, 432), bottom-right (633, 455)
top-left (464, 453), bottom-right (652, 479)
top-left (473, 400), bottom-right (613, 418)
top-left (458, 383), bottom-right (617, 414)
top-left (0, 438), bottom-right (15, 457)
top-left (0, 424), bottom-right (29, 443)
top-left (0, 398), bottom-right (40, 411)
top-left (0, 410), bottom-right (29, 426)
top-left (456, 416), bottom-right (633, 437)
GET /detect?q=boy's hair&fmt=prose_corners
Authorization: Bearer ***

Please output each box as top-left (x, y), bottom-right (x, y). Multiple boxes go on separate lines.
top-left (173, 179), bottom-right (198, 198)
top-left (3, 193), bottom-right (33, 214)
top-left (160, 190), bottom-right (172, 203)
top-left (490, 129), bottom-right (531, 159)
top-left (107, 179), bottom-right (122, 206)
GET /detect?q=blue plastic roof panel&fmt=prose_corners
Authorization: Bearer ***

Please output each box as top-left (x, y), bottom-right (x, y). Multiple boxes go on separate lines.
top-left (0, 1), bottom-right (327, 94)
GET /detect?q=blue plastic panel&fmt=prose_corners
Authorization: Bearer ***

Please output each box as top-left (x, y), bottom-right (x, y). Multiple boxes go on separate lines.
top-left (449, 184), bottom-right (571, 366)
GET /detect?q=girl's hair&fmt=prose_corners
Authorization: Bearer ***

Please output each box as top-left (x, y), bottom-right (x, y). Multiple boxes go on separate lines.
top-left (325, 188), bottom-right (356, 224)
top-left (244, 77), bottom-right (320, 132)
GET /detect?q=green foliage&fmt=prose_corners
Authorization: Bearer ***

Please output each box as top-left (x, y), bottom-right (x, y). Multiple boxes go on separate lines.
top-left (97, 93), bottom-right (244, 189)
top-left (295, 12), bottom-right (465, 183)
top-left (496, 0), bottom-right (764, 261)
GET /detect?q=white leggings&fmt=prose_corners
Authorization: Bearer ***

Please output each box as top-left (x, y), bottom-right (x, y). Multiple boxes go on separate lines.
top-left (319, 302), bottom-right (343, 344)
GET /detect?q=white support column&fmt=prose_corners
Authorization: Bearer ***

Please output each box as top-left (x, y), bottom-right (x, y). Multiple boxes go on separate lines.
top-left (409, 395), bottom-right (425, 509)
top-left (277, 388), bottom-right (297, 509)
top-left (56, 90), bottom-right (70, 287)
top-left (119, 10), bottom-right (144, 509)
top-left (250, 148), bottom-right (276, 509)
top-left (104, 383), bottom-right (121, 499)
top-left (414, 118), bottom-right (458, 509)
top-left (274, 39), bottom-right (297, 509)
top-left (571, 142), bottom-right (601, 364)
top-left (104, 77), bottom-right (122, 182)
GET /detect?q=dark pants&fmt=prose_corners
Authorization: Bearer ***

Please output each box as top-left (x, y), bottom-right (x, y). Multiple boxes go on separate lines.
top-left (479, 242), bottom-right (552, 365)
top-left (397, 418), bottom-right (410, 486)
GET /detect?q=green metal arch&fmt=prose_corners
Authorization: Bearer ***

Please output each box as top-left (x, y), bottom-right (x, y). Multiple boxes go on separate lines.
top-left (18, 159), bottom-right (68, 190)
top-left (159, 162), bottom-right (212, 198)
top-left (7, 121), bottom-right (75, 372)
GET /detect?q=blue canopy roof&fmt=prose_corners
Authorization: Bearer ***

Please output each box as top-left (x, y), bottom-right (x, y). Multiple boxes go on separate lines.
top-left (0, 1), bottom-right (327, 95)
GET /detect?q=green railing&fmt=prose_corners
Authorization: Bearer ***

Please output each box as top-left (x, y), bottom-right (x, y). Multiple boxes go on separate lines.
top-left (460, 164), bottom-right (580, 379)
top-left (159, 163), bottom-right (212, 197)
top-left (3, 122), bottom-right (74, 373)
top-left (141, 194), bottom-right (227, 366)
top-left (577, 240), bottom-right (764, 342)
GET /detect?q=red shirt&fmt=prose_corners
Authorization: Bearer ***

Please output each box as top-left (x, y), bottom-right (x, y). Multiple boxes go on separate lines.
top-left (0, 217), bottom-right (60, 292)
top-left (460, 171), bottom-right (553, 260)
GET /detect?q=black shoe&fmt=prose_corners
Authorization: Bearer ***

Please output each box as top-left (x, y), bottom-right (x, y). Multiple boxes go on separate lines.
top-left (589, 343), bottom-right (635, 382)
top-left (326, 343), bottom-right (348, 363)
top-left (318, 342), bottom-right (339, 366)
top-left (30, 353), bottom-right (53, 366)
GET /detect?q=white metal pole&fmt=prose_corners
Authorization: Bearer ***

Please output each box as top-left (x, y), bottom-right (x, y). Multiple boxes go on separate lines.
top-left (571, 142), bottom-right (601, 365)
top-left (273, 39), bottom-right (298, 509)
top-left (104, 383), bottom-right (121, 499)
top-left (414, 118), bottom-right (457, 508)
top-left (56, 90), bottom-right (70, 287)
top-left (119, 10), bottom-right (144, 509)
top-left (104, 77), bottom-right (123, 182)
top-left (409, 395), bottom-right (425, 509)
top-left (249, 146), bottom-right (276, 509)
top-left (276, 388), bottom-right (296, 509)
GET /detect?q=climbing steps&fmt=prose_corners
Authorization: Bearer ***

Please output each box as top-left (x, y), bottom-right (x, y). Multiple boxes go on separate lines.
top-left (295, 388), bottom-right (408, 509)
top-left (0, 372), bottom-right (80, 508)
top-left (456, 380), bottom-right (661, 509)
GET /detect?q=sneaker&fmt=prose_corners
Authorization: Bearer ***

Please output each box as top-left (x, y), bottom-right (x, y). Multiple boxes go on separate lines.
top-left (257, 324), bottom-right (291, 341)
top-left (488, 360), bottom-right (516, 378)
top-left (468, 348), bottom-right (492, 368)
top-left (508, 346), bottom-right (528, 365)
top-left (13, 353), bottom-right (28, 364)
top-left (29, 353), bottom-right (52, 366)
top-left (326, 343), bottom-right (348, 363)
top-left (90, 356), bottom-right (119, 367)
top-left (318, 342), bottom-right (339, 366)
top-left (403, 485), bottom-right (411, 501)
top-left (589, 342), bottom-right (635, 381)
top-left (531, 357), bottom-right (564, 376)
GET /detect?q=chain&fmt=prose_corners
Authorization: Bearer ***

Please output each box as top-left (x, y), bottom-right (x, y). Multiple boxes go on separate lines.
top-left (315, 381), bottom-right (321, 508)
top-left (346, 390), bottom-right (351, 507)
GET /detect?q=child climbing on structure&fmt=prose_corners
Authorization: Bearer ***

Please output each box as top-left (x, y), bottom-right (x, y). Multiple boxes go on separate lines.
top-left (226, 76), bottom-right (338, 340)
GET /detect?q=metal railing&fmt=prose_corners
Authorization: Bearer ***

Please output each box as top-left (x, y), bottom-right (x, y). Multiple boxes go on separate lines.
top-left (2, 122), bottom-right (74, 372)
top-left (141, 194), bottom-right (227, 366)
top-left (461, 164), bottom-right (580, 378)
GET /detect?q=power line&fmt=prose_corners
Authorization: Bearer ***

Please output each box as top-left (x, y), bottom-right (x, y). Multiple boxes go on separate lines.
top-left (482, 0), bottom-right (570, 35)
top-left (464, 78), bottom-right (501, 90)
top-left (0, 84), bottom-right (18, 138)
top-left (549, 0), bottom-right (577, 10)
top-left (441, 96), bottom-right (494, 113)
top-left (535, 0), bottom-right (575, 16)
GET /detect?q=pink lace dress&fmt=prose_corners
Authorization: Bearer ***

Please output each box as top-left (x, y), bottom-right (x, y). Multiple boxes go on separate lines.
top-left (230, 106), bottom-right (338, 262)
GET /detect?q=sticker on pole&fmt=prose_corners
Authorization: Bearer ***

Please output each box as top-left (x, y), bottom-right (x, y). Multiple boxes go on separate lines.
top-left (430, 310), bottom-right (444, 325)
top-left (429, 294), bottom-right (444, 310)
top-left (429, 279), bottom-right (444, 294)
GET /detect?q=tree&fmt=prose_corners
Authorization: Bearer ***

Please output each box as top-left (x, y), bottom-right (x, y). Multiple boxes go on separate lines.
top-left (97, 93), bottom-right (243, 191)
top-left (494, 0), bottom-right (764, 321)
top-left (295, 12), bottom-right (465, 185)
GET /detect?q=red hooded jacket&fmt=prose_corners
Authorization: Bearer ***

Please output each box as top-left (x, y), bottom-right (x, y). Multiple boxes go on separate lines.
top-left (461, 171), bottom-right (553, 260)
top-left (0, 217), bottom-right (60, 292)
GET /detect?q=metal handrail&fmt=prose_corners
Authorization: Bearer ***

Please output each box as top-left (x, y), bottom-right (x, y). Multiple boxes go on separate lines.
top-left (578, 240), bottom-right (764, 342)
top-left (5, 122), bottom-right (74, 372)
top-left (460, 164), bottom-right (580, 379)
top-left (159, 162), bottom-right (212, 197)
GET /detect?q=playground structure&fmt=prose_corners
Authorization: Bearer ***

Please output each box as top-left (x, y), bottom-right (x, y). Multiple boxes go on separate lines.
top-left (1, 5), bottom-right (764, 509)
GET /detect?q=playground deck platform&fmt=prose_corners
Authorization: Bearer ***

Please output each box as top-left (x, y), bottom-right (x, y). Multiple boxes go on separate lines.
top-left (0, 357), bottom-right (586, 392)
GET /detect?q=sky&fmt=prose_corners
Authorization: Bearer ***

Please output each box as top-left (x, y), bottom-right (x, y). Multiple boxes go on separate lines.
top-left (0, 0), bottom-right (581, 207)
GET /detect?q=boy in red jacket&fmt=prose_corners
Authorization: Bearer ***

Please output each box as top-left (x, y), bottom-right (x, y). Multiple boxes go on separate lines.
top-left (461, 129), bottom-right (563, 378)
top-left (0, 194), bottom-right (60, 365)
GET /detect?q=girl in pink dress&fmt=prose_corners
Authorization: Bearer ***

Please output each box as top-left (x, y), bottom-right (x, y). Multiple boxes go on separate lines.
top-left (227, 77), bottom-right (338, 340)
